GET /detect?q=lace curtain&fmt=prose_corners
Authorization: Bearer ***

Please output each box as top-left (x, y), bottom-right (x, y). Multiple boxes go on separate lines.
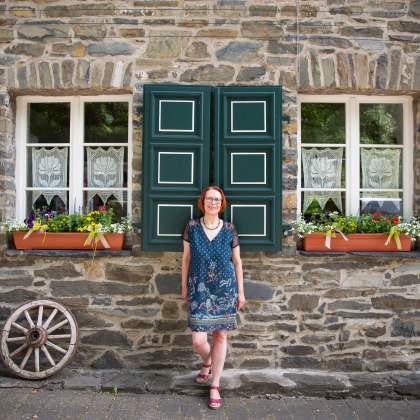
top-left (32, 147), bottom-right (68, 207)
top-left (86, 147), bottom-right (124, 206)
top-left (302, 148), bottom-right (344, 213)
top-left (360, 148), bottom-right (401, 212)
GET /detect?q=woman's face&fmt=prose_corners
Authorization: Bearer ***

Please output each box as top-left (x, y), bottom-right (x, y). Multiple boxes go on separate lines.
top-left (204, 189), bottom-right (222, 215)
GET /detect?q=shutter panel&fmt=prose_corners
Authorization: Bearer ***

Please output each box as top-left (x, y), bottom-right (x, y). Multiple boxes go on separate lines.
top-left (214, 86), bottom-right (282, 251)
top-left (142, 85), bottom-right (211, 251)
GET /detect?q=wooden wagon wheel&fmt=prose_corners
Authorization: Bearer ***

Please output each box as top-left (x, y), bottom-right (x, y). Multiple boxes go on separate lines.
top-left (1, 300), bottom-right (79, 380)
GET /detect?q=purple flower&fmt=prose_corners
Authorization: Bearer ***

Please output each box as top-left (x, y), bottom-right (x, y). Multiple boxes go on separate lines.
top-left (26, 212), bottom-right (37, 229)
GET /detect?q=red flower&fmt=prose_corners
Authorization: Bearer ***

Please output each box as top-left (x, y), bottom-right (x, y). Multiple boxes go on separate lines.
top-left (373, 212), bottom-right (382, 217)
top-left (98, 206), bottom-right (107, 212)
top-left (393, 216), bottom-right (399, 224)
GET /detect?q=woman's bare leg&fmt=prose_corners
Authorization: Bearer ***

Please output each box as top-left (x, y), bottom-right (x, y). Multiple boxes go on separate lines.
top-left (210, 330), bottom-right (227, 405)
top-left (192, 331), bottom-right (212, 377)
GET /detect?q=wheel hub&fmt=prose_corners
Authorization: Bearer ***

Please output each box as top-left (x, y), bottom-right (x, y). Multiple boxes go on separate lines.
top-left (26, 327), bottom-right (48, 347)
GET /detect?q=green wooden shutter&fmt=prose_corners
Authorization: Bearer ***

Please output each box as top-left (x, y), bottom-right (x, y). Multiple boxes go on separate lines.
top-left (142, 84), bottom-right (211, 251)
top-left (214, 86), bottom-right (282, 251)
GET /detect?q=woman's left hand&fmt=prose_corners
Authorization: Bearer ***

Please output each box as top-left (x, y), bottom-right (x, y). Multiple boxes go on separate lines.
top-left (237, 293), bottom-right (246, 309)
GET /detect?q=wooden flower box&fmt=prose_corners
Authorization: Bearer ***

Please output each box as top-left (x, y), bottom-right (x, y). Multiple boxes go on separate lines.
top-left (12, 232), bottom-right (125, 250)
top-left (302, 233), bottom-right (412, 252)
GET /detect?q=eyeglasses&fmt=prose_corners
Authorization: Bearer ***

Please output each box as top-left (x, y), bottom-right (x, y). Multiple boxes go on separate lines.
top-left (205, 197), bottom-right (222, 204)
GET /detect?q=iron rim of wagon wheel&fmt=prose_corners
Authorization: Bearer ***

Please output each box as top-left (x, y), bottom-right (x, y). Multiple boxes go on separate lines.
top-left (1, 300), bottom-right (80, 380)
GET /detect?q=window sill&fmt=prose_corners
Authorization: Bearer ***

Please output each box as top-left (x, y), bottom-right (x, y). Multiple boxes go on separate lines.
top-left (4, 249), bottom-right (132, 258)
top-left (299, 250), bottom-right (420, 258)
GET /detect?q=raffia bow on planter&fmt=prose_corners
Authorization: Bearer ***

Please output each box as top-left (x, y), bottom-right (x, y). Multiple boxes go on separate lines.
top-left (1, 207), bottom-right (130, 257)
top-left (12, 231), bottom-right (125, 251)
top-left (295, 212), bottom-right (420, 252)
top-left (302, 232), bottom-right (412, 252)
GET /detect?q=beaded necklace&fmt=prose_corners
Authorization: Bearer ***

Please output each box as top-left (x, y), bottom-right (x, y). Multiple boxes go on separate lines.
top-left (202, 217), bottom-right (221, 230)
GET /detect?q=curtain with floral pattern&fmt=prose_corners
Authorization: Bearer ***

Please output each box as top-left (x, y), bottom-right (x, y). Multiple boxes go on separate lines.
top-left (86, 147), bottom-right (124, 206)
top-left (360, 148), bottom-right (401, 212)
top-left (32, 147), bottom-right (68, 207)
top-left (302, 147), bottom-right (343, 213)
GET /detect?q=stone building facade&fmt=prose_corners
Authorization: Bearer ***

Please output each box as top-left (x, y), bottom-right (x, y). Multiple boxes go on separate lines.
top-left (0, 1), bottom-right (419, 374)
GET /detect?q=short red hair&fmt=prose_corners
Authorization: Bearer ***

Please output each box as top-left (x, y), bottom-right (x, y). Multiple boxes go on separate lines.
top-left (198, 186), bottom-right (227, 213)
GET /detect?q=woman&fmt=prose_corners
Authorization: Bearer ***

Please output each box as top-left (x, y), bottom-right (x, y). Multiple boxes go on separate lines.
top-left (181, 186), bottom-right (246, 410)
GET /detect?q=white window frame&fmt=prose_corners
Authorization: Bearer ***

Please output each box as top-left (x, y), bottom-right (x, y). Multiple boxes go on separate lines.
top-left (15, 95), bottom-right (133, 221)
top-left (298, 95), bottom-right (414, 218)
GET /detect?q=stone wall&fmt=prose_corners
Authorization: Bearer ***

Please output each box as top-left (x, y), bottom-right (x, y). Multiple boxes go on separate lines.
top-left (0, 1), bottom-right (419, 373)
top-left (0, 251), bottom-right (419, 372)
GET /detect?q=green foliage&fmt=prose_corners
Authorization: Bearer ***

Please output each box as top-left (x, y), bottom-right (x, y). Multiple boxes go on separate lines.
top-left (301, 103), bottom-right (345, 144)
top-left (1, 207), bottom-right (130, 234)
top-left (301, 102), bottom-right (402, 145)
top-left (29, 103), bottom-right (70, 143)
top-left (295, 212), bottom-right (420, 239)
top-left (360, 104), bottom-right (401, 145)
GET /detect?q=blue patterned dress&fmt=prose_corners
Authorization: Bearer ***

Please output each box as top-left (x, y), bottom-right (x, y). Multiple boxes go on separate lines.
top-left (182, 218), bottom-right (240, 332)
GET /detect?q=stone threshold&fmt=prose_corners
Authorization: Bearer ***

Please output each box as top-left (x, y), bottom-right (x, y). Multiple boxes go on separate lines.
top-left (1, 368), bottom-right (419, 399)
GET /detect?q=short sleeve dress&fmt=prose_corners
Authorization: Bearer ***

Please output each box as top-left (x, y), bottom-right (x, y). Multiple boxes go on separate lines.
top-left (182, 218), bottom-right (240, 332)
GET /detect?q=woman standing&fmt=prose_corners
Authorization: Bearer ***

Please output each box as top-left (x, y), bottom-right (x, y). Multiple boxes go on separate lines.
top-left (181, 186), bottom-right (246, 410)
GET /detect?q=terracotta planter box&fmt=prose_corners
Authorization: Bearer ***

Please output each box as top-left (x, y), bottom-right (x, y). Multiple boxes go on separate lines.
top-left (303, 233), bottom-right (412, 252)
top-left (13, 231), bottom-right (125, 251)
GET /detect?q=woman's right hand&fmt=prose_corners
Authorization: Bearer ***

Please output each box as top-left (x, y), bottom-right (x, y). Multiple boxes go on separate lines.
top-left (182, 287), bottom-right (189, 303)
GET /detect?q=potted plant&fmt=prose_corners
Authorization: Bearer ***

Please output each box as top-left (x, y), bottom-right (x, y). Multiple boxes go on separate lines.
top-left (294, 212), bottom-right (420, 252)
top-left (1, 206), bottom-right (130, 254)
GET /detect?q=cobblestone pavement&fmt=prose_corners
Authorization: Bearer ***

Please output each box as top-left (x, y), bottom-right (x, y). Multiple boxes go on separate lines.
top-left (0, 388), bottom-right (419, 420)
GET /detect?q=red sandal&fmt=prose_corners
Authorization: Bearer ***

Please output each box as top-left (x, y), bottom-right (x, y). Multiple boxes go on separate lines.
top-left (209, 385), bottom-right (222, 410)
top-left (195, 363), bottom-right (211, 384)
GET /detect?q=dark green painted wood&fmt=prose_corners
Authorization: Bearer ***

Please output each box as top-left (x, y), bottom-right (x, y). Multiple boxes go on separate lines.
top-left (142, 85), bottom-right (211, 251)
top-left (215, 86), bottom-right (282, 251)
top-left (231, 153), bottom-right (266, 183)
top-left (142, 84), bottom-right (283, 252)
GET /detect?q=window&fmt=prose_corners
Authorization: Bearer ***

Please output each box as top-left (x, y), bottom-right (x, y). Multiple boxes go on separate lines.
top-left (15, 96), bottom-right (132, 221)
top-left (298, 95), bottom-right (413, 218)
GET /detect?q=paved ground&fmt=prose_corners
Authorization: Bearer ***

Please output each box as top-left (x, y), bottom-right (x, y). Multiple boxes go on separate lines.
top-left (0, 388), bottom-right (420, 420)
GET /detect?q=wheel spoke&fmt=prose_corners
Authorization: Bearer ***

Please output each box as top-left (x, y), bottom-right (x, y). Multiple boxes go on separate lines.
top-left (48, 334), bottom-right (72, 340)
top-left (41, 345), bottom-right (56, 367)
top-left (46, 340), bottom-right (67, 355)
top-left (24, 310), bottom-right (35, 328)
top-left (9, 343), bottom-right (28, 358)
top-left (20, 347), bottom-right (33, 369)
top-left (11, 322), bottom-right (28, 334)
top-left (37, 306), bottom-right (44, 327)
top-left (35, 348), bottom-right (40, 372)
top-left (42, 308), bottom-right (58, 329)
top-left (6, 336), bottom-right (26, 343)
top-left (47, 319), bottom-right (69, 334)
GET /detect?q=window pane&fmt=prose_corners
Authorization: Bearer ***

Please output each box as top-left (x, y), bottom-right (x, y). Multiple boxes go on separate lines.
top-left (26, 192), bottom-right (68, 217)
top-left (84, 146), bottom-right (127, 188)
top-left (84, 102), bottom-right (128, 143)
top-left (301, 147), bottom-right (345, 188)
top-left (83, 191), bottom-right (127, 218)
top-left (360, 192), bottom-right (403, 215)
top-left (301, 103), bottom-right (345, 144)
top-left (301, 192), bottom-right (346, 215)
top-left (360, 148), bottom-right (402, 189)
top-left (27, 147), bottom-right (69, 188)
top-left (28, 103), bottom-right (70, 144)
top-left (301, 147), bottom-right (345, 213)
top-left (360, 104), bottom-right (403, 145)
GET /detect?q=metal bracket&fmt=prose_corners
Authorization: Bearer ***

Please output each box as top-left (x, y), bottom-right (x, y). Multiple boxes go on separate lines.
top-left (282, 224), bottom-right (294, 236)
